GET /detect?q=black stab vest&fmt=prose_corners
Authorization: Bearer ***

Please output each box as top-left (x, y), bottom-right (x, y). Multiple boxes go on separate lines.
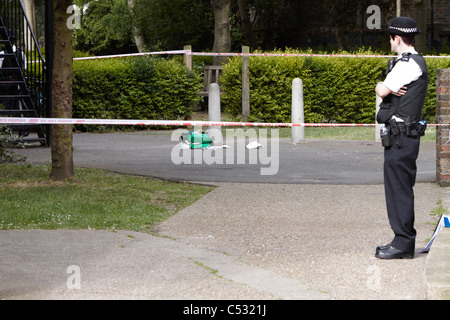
top-left (377, 53), bottom-right (428, 124)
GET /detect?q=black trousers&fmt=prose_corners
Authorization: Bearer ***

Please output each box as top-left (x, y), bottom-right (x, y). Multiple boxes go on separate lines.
top-left (383, 133), bottom-right (420, 252)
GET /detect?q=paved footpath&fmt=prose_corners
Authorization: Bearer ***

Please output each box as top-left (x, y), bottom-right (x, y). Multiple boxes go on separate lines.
top-left (1, 132), bottom-right (448, 300)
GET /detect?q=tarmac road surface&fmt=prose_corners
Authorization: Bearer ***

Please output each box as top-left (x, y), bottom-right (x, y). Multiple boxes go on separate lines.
top-left (1, 131), bottom-right (444, 300)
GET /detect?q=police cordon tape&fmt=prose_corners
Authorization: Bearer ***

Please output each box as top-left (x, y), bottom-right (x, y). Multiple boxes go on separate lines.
top-left (186, 51), bottom-right (449, 58)
top-left (72, 50), bottom-right (189, 61)
top-left (0, 117), bottom-right (447, 127)
top-left (28, 50), bottom-right (189, 64)
top-left (27, 49), bottom-right (449, 65)
top-left (73, 50), bottom-right (450, 61)
top-left (27, 49), bottom-right (449, 63)
top-left (186, 51), bottom-right (397, 58)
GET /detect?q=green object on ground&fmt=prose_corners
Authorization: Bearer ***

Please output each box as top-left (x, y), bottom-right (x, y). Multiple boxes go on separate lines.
top-left (181, 131), bottom-right (213, 149)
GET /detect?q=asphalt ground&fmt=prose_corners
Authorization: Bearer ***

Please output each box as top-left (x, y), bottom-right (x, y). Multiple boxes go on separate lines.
top-left (0, 131), bottom-right (446, 301)
top-left (11, 131), bottom-right (437, 185)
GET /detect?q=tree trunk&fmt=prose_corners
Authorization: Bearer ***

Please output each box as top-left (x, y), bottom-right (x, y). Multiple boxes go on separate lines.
top-left (211, 0), bottom-right (231, 65)
top-left (238, 0), bottom-right (257, 50)
top-left (127, 0), bottom-right (146, 52)
top-left (413, 0), bottom-right (429, 52)
top-left (335, 25), bottom-right (346, 50)
top-left (50, 0), bottom-right (74, 180)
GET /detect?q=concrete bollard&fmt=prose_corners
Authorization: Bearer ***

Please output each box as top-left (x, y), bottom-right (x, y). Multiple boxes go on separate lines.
top-left (207, 83), bottom-right (223, 145)
top-left (291, 78), bottom-right (305, 143)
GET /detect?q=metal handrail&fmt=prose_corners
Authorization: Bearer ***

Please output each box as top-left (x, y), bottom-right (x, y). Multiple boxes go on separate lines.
top-left (0, 0), bottom-right (47, 118)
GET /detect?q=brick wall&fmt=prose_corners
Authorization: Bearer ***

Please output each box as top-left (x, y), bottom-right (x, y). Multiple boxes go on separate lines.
top-left (436, 68), bottom-right (450, 187)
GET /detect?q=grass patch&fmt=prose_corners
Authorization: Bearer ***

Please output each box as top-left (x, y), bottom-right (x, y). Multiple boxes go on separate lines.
top-left (0, 164), bottom-right (214, 232)
top-left (144, 126), bottom-right (436, 142)
top-left (305, 127), bottom-right (376, 140)
top-left (186, 111), bottom-right (437, 142)
top-left (303, 126), bottom-right (436, 142)
top-left (430, 199), bottom-right (448, 218)
top-left (424, 199), bottom-right (449, 243)
top-left (192, 259), bottom-right (221, 277)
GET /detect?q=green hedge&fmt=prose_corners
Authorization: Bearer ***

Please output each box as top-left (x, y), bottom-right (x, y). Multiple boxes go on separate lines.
top-left (72, 50), bottom-right (449, 127)
top-left (221, 49), bottom-right (450, 124)
top-left (73, 56), bottom-right (202, 130)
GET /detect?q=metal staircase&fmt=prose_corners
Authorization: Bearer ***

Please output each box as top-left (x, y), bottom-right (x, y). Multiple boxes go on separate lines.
top-left (0, 0), bottom-right (49, 146)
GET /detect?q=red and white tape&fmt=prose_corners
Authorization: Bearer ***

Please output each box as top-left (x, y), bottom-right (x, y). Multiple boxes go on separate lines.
top-left (48, 50), bottom-right (399, 62)
top-left (0, 117), bottom-right (372, 127)
top-left (28, 50), bottom-right (189, 64)
top-left (185, 51), bottom-right (396, 58)
top-left (0, 117), bottom-right (446, 127)
top-left (72, 50), bottom-right (189, 61)
top-left (72, 50), bottom-right (450, 61)
top-left (186, 51), bottom-right (449, 59)
top-left (27, 50), bottom-right (449, 64)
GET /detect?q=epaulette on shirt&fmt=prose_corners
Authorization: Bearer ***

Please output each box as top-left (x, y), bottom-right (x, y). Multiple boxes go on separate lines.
top-left (386, 53), bottom-right (415, 75)
top-left (397, 52), bottom-right (411, 62)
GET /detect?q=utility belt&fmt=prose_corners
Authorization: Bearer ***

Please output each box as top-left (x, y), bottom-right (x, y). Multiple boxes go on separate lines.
top-left (381, 117), bottom-right (427, 148)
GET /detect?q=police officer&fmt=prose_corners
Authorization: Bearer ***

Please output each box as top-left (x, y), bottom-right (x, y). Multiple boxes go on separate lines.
top-left (375, 17), bottom-right (428, 259)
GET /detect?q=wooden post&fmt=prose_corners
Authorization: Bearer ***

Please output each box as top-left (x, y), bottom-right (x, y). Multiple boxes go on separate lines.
top-left (184, 45), bottom-right (192, 71)
top-left (242, 46), bottom-right (250, 121)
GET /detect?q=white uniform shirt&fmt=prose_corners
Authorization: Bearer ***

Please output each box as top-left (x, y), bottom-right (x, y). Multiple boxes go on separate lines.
top-left (383, 48), bottom-right (422, 93)
top-left (382, 47), bottom-right (423, 122)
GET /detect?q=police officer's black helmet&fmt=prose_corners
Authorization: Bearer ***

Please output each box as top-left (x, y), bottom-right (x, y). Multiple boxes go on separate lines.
top-left (386, 17), bottom-right (420, 36)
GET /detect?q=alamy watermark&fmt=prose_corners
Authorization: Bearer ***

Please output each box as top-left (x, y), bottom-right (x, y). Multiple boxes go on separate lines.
top-left (66, 4), bottom-right (383, 31)
top-left (66, 265), bottom-right (81, 290)
top-left (366, 5), bottom-right (381, 30)
top-left (66, 5), bottom-right (81, 30)
top-left (366, 265), bottom-right (381, 291)
top-left (170, 128), bottom-right (280, 176)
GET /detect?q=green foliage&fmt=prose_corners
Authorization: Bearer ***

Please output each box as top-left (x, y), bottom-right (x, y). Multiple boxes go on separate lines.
top-left (423, 57), bottom-right (450, 122)
top-left (69, 0), bottom-right (450, 56)
top-left (73, 0), bottom-right (136, 55)
top-left (0, 164), bottom-right (214, 231)
top-left (0, 126), bottom-right (25, 163)
top-left (221, 48), bottom-right (450, 123)
top-left (132, 0), bottom-right (214, 52)
top-left (72, 56), bottom-right (203, 130)
top-left (72, 49), bottom-right (449, 127)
